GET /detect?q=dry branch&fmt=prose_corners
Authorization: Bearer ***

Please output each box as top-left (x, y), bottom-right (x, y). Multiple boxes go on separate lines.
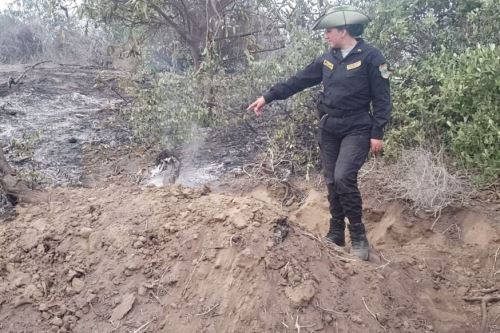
top-left (464, 295), bottom-right (500, 333)
top-left (0, 61), bottom-right (51, 97)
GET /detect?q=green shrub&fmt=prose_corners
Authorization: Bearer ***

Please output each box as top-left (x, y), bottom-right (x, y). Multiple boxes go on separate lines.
top-left (387, 44), bottom-right (499, 181)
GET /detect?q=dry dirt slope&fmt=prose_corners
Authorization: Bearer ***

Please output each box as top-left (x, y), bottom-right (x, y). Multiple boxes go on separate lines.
top-left (0, 184), bottom-right (499, 333)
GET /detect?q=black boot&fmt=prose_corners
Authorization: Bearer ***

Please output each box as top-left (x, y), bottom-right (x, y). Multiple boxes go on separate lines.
top-left (325, 218), bottom-right (346, 246)
top-left (348, 222), bottom-right (369, 260)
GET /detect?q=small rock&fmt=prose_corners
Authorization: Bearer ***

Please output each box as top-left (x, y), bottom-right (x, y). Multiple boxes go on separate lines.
top-left (125, 260), bottom-right (143, 271)
top-left (88, 232), bottom-right (103, 253)
top-left (284, 280), bottom-right (316, 308)
top-left (252, 222), bottom-right (261, 228)
top-left (209, 213), bottom-right (227, 223)
top-left (67, 270), bottom-right (78, 282)
top-left (132, 241), bottom-right (143, 249)
top-left (68, 138), bottom-right (78, 144)
top-left (50, 316), bottom-right (64, 327)
top-left (39, 303), bottom-right (49, 311)
top-left (79, 227), bottom-right (93, 239)
top-left (13, 272), bottom-right (31, 287)
top-left (12, 295), bottom-right (32, 308)
top-left (231, 214), bottom-right (248, 230)
top-left (20, 229), bottom-right (39, 252)
top-left (344, 263), bottom-right (356, 276)
top-left (71, 278), bottom-right (85, 293)
top-left (25, 284), bottom-right (43, 300)
top-left (110, 293), bottom-right (136, 322)
top-left (324, 314), bottom-right (333, 323)
top-left (350, 314), bottom-right (363, 325)
top-left (138, 286), bottom-right (147, 296)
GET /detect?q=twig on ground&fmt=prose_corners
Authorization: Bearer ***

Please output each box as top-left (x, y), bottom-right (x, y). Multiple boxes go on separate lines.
top-left (300, 230), bottom-right (358, 263)
top-left (493, 312), bottom-right (500, 325)
top-left (492, 246), bottom-right (500, 276)
top-left (441, 223), bottom-right (461, 239)
top-left (196, 303), bottom-right (220, 317)
top-left (430, 209), bottom-right (442, 231)
top-left (12, 61), bottom-right (52, 85)
top-left (314, 300), bottom-right (345, 315)
top-left (361, 297), bottom-right (388, 333)
top-left (181, 251), bottom-right (205, 297)
top-left (470, 288), bottom-right (498, 295)
top-left (154, 265), bottom-right (170, 297)
top-left (464, 295), bottom-right (500, 333)
top-left (132, 319), bottom-right (155, 333)
top-left (294, 312), bottom-right (316, 333)
top-left (376, 252), bottom-right (391, 270)
top-left (149, 291), bottom-right (162, 305)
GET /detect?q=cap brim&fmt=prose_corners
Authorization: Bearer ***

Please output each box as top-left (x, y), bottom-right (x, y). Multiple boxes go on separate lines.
top-left (312, 10), bottom-right (370, 30)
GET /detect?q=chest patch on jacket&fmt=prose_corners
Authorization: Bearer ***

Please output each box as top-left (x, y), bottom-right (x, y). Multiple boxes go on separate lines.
top-left (346, 61), bottom-right (362, 70)
top-left (323, 60), bottom-right (334, 70)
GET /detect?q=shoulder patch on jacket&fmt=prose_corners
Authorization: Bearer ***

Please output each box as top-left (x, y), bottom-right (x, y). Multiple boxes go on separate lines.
top-left (323, 59), bottom-right (334, 70)
top-left (379, 64), bottom-right (392, 79)
top-left (346, 61), bottom-right (362, 70)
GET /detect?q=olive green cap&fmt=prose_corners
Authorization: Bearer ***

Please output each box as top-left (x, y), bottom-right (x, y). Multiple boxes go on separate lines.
top-left (312, 5), bottom-right (370, 30)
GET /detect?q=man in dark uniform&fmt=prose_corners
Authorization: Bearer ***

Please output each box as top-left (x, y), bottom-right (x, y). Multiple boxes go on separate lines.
top-left (247, 6), bottom-right (391, 260)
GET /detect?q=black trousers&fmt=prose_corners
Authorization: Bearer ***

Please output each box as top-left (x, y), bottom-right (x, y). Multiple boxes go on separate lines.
top-left (318, 113), bottom-right (371, 225)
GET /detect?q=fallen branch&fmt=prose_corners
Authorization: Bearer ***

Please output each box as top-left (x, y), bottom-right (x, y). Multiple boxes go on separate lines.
top-left (294, 312), bottom-right (316, 333)
top-left (0, 61), bottom-right (51, 97)
top-left (362, 296), bottom-right (388, 333)
top-left (464, 295), bottom-right (500, 333)
top-left (181, 251), bottom-right (205, 297)
top-left (492, 246), bottom-right (500, 276)
top-left (133, 319), bottom-right (155, 333)
top-left (195, 303), bottom-right (219, 317)
top-left (16, 61), bottom-right (51, 83)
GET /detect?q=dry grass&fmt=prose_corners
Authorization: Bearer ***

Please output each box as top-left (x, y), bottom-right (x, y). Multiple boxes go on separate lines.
top-left (387, 148), bottom-right (471, 215)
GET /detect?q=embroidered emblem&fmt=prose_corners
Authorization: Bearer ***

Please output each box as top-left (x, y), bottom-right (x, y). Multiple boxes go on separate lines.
top-left (379, 64), bottom-right (392, 79)
top-left (323, 59), bottom-right (334, 70)
top-left (346, 61), bottom-right (362, 70)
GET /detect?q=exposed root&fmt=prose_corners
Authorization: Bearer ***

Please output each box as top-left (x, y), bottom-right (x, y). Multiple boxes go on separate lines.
top-left (362, 296), bottom-right (388, 333)
top-left (464, 295), bottom-right (500, 333)
top-left (492, 246), bottom-right (500, 276)
top-left (196, 303), bottom-right (220, 317)
top-left (133, 318), bottom-right (155, 333)
top-left (294, 312), bottom-right (316, 333)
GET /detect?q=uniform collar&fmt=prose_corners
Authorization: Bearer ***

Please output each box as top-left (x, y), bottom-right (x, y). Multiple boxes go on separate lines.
top-left (331, 38), bottom-right (365, 60)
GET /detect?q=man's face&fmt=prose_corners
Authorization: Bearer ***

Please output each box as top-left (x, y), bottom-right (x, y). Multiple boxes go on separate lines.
top-left (324, 27), bottom-right (346, 48)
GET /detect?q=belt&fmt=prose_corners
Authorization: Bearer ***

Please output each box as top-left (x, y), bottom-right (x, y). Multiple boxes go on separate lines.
top-left (318, 103), bottom-right (368, 118)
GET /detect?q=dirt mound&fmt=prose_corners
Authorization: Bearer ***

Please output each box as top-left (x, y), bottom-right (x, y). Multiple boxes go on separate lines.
top-left (0, 184), bottom-right (499, 332)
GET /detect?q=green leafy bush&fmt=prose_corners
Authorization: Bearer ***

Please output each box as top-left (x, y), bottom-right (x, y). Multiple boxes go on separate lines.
top-left (387, 44), bottom-right (499, 181)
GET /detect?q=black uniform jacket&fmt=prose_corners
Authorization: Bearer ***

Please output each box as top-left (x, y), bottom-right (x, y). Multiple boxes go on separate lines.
top-left (263, 39), bottom-right (391, 139)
